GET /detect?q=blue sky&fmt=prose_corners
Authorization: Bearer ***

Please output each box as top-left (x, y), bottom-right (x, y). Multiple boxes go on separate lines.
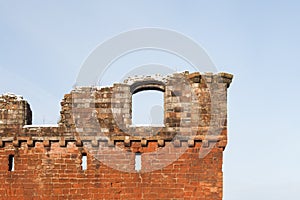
top-left (0, 1), bottom-right (299, 199)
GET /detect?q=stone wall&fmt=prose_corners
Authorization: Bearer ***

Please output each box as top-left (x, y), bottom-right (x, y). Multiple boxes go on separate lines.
top-left (0, 71), bottom-right (233, 200)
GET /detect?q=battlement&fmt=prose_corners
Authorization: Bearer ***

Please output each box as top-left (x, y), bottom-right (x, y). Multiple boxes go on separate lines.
top-left (0, 71), bottom-right (233, 200)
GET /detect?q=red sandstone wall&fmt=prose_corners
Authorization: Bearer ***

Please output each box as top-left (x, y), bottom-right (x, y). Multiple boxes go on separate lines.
top-left (0, 142), bottom-right (223, 199)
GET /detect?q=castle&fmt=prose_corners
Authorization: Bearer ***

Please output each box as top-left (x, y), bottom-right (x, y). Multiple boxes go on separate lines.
top-left (0, 71), bottom-right (233, 199)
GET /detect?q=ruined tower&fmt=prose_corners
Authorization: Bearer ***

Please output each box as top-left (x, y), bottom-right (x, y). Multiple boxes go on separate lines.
top-left (0, 71), bottom-right (233, 199)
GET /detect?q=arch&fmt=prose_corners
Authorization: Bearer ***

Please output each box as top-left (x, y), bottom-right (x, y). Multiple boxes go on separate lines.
top-left (130, 80), bottom-right (165, 94)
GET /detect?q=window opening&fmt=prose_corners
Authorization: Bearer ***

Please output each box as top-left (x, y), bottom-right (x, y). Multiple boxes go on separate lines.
top-left (81, 153), bottom-right (87, 170)
top-left (135, 153), bottom-right (141, 171)
top-left (8, 155), bottom-right (14, 171)
top-left (132, 90), bottom-right (164, 125)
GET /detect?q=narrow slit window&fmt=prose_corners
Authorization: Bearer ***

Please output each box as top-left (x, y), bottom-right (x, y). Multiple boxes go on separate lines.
top-left (135, 153), bottom-right (141, 171)
top-left (81, 153), bottom-right (87, 170)
top-left (8, 155), bottom-right (14, 171)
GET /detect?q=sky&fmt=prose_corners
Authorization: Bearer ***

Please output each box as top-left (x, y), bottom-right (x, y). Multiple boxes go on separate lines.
top-left (0, 0), bottom-right (300, 199)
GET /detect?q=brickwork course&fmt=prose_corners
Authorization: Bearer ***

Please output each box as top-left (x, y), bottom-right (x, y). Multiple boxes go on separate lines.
top-left (0, 71), bottom-right (233, 200)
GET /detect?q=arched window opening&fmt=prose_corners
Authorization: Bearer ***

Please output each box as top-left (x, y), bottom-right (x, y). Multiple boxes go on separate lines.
top-left (132, 90), bottom-right (164, 125)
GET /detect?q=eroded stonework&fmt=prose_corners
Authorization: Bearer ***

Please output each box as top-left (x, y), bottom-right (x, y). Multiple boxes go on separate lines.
top-left (0, 71), bottom-right (233, 199)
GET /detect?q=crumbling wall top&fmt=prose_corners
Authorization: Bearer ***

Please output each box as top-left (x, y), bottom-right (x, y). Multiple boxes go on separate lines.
top-left (0, 93), bottom-right (32, 129)
top-left (0, 71), bottom-right (233, 149)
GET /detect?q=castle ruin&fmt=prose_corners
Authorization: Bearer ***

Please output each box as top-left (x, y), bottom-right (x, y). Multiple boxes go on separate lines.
top-left (0, 71), bottom-right (233, 199)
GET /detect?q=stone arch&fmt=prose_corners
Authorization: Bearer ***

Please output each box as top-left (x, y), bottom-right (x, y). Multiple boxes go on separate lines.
top-left (130, 80), bottom-right (165, 94)
top-left (130, 80), bottom-right (165, 125)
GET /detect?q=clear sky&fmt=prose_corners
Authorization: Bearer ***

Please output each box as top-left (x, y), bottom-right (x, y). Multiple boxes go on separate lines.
top-left (0, 1), bottom-right (299, 199)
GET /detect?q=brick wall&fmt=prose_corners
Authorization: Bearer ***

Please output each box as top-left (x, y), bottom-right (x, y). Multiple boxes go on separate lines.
top-left (0, 71), bottom-right (233, 200)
